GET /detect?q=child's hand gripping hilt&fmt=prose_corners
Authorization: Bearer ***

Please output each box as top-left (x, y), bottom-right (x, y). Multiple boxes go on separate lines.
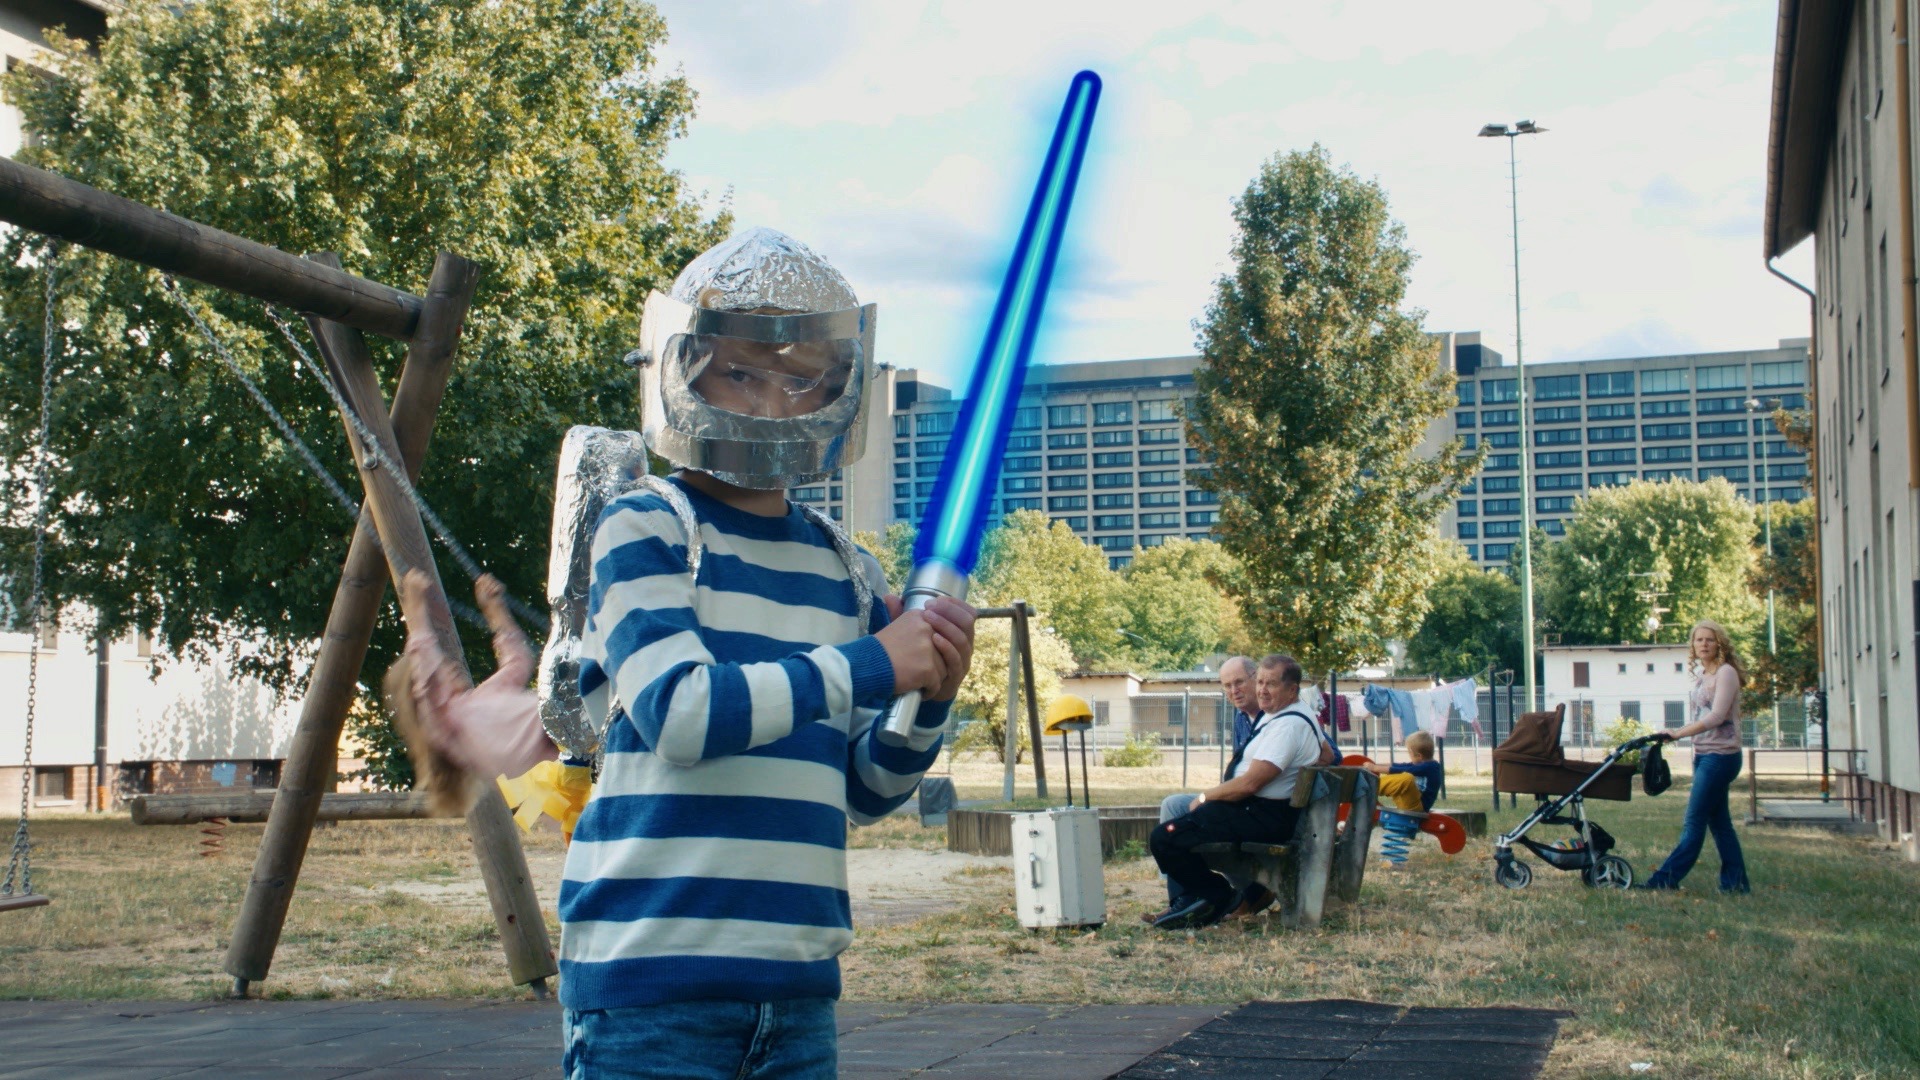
top-left (875, 558), bottom-right (969, 748)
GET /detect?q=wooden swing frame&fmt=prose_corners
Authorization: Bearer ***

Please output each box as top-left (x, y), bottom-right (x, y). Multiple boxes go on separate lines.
top-left (0, 156), bottom-right (557, 995)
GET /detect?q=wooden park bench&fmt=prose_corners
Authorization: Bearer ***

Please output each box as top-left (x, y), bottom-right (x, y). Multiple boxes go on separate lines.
top-left (1192, 765), bottom-right (1379, 929)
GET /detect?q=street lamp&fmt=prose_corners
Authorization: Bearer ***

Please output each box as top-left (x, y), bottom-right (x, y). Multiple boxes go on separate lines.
top-left (1480, 119), bottom-right (1548, 710)
top-left (1746, 396), bottom-right (1781, 744)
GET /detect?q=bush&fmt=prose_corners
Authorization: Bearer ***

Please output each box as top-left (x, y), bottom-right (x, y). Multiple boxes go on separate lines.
top-left (1102, 733), bottom-right (1162, 768)
top-left (1600, 716), bottom-right (1651, 769)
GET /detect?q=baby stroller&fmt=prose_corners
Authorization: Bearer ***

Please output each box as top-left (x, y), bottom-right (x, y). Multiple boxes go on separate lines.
top-left (1491, 703), bottom-right (1667, 890)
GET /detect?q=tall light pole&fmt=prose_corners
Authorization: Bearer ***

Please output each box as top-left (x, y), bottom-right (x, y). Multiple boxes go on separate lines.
top-left (1480, 119), bottom-right (1547, 711)
top-left (1747, 396), bottom-right (1780, 744)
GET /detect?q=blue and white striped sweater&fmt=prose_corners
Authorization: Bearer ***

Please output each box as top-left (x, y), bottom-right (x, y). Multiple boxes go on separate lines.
top-left (559, 477), bottom-right (948, 1010)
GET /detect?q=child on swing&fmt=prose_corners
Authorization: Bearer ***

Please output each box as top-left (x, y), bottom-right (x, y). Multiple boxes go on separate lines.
top-left (399, 228), bottom-right (975, 1080)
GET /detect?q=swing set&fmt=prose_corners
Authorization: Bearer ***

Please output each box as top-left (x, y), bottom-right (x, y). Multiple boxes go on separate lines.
top-left (0, 155), bottom-right (558, 996)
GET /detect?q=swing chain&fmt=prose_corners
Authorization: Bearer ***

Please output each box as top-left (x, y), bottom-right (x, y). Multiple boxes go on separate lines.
top-left (261, 306), bottom-right (548, 634)
top-left (5, 251), bottom-right (56, 899)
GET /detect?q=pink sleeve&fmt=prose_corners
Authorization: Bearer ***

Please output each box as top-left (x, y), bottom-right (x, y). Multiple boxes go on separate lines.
top-left (1699, 665), bottom-right (1740, 729)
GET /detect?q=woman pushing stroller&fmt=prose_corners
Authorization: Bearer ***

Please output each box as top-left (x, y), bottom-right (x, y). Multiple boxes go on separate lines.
top-left (1636, 620), bottom-right (1751, 894)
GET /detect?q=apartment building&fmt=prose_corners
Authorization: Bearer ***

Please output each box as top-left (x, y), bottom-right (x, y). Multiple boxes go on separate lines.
top-left (1765, 0), bottom-right (1920, 857)
top-left (813, 334), bottom-right (1811, 573)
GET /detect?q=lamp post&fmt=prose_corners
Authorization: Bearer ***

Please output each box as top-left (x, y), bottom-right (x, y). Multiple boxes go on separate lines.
top-left (1480, 119), bottom-right (1548, 711)
top-left (1746, 396), bottom-right (1781, 745)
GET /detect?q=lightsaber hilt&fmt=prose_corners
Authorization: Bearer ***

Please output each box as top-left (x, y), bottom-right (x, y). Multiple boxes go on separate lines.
top-left (876, 558), bottom-right (969, 747)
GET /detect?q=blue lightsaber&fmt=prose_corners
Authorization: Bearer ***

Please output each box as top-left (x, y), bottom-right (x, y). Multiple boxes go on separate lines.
top-left (878, 70), bottom-right (1102, 746)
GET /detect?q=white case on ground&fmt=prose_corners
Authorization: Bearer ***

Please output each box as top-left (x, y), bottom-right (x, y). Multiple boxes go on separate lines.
top-left (1010, 807), bottom-right (1106, 929)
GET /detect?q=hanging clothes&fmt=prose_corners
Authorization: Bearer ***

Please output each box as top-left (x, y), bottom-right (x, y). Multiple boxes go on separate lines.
top-left (1423, 687), bottom-right (1452, 739)
top-left (1451, 678), bottom-right (1483, 735)
top-left (1362, 684), bottom-right (1393, 720)
top-left (1319, 691), bottom-right (1353, 733)
top-left (1412, 688), bottom-right (1439, 735)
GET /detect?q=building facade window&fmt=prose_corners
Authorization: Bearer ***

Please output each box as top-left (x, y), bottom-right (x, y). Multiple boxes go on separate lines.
top-left (1012, 406), bottom-right (1043, 429)
top-left (1456, 410), bottom-right (1477, 428)
top-left (1456, 383), bottom-right (1476, 405)
top-left (1536, 451), bottom-right (1580, 468)
top-left (1007, 433), bottom-right (1042, 451)
top-left (917, 439), bottom-right (948, 456)
top-left (1541, 519), bottom-right (1566, 535)
top-left (1642, 399), bottom-right (1689, 417)
top-left (1699, 443), bottom-right (1748, 460)
top-left (1536, 375), bottom-right (1581, 400)
top-left (1484, 543), bottom-right (1513, 560)
top-left (1535, 473), bottom-right (1582, 490)
top-left (917, 412), bottom-right (955, 436)
top-left (1093, 493), bottom-right (1133, 508)
top-left (1586, 371), bottom-right (1634, 397)
top-left (1642, 423), bottom-right (1691, 440)
top-left (1535, 429), bottom-right (1581, 445)
top-left (1139, 449), bottom-right (1180, 465)
top-left (1589, 448), bottom-right (1636, 466)
top-left (1139, 426), bottom-right (1180, 444)
top-left (1535, 406), bottom-right (1580, 424)
top-left (1484, 520), bottom-right (1522, 537)
top-left (1589, 471), bottom-right (1635, 486)
top-left (1096, 534), bottom-right (1133, 551)
top-left (1047, 432), bottom-right (1088, 449)
top-left (1482, 408), bottom-right (1518, 426)
top-left (1457, 499), bottom-right (1478, 516)
top-left (894, 415), bottom-right (912, 437)
top-left (1186, 510), bottom-right (1218, 526)
top-left (1047, 453), bottom-right (1087, 469)
top-left (1047, 474), bottom-right (1086, 490)
top-left (1487, 454), bottom-right (1519, 470)
top-left (1047, 404), bottom-right (1086, 427)
top-left (1589, 425), bottom-right (1635, 443)
top-left (1588, 402), bottom-right (1634, 420)
top-left (1093, 401), bottom-right (1132, 425)
top-left (1483, 475), bottom-right (1521, 492)
top-left (1698, 420), bottom-right (1747, 438)
top-left (1642, 368), bottom-right (1688, 394)
top-left (1093, 472), bottom-right (1133, 489)
top-left (1004, 476), bottom-right (1043, 493)
top-left (1536, 496), bottom-right (1574, 513)
top-left (1698, 466), bottom-right (1749, 481)
top-left (1484, 498), bottom-right (1521, 514)
top-left (1695, 364), bottom-right (1745, 391)
top-left (1752, 360), bottom-right (1805, 387)
top-left (1642, 468), bottom-right (1691, 481)
top-left (1457, 522), bottom-right (1479, 538)
top-left (1482, 378), bottom-right (1518, 403)
top-left (1003, 455), bottom-right (1041, 473)
top-left (1180, 489), bottom-right (1215, 505)
top-left (1140, 470), bottom-right (1181, 486)
top-left (1093, 514), bottom-right (1133, 530)
top-left (1092, 430), bottom-right (1133, 446)
top-left (1048, 495), bottom-right (1087, 511)
top-left (1644, 445), bottom-right (1692, 462)
top-left (1055, 515), bottom-right (1087, 530)
top-left (917, 460), bottom-right (945, 476)
top-left (1139, 399), bottom-right (1178, 422)
top-left (1697, 396), bottom-right (1745, 414)
top-left (1093, 451), bottom-right (1133, 467)
top-left (1140, 512), bottom-right (1179, 528)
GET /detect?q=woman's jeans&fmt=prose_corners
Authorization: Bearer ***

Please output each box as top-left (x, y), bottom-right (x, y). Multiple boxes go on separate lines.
top-left (563, 998), bottom-right (836, 1079)
top-left (1646, 750), bottom-right (1750, 892)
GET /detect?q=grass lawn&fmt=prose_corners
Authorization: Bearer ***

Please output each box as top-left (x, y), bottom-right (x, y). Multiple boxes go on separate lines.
top-left (1, 759), bottom-right (1915, 1079)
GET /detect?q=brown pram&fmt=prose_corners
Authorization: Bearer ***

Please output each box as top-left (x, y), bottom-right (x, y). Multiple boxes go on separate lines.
top-left (1491, 704), bottom-right (1663, 889)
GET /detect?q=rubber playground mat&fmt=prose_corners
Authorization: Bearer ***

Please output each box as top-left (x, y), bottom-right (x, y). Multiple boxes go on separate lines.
top-left (0, 997), bottom-right (1565, 1079)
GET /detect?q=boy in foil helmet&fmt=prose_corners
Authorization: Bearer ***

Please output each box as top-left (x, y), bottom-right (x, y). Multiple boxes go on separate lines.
top-left (400, 227), bottom-right (974, 1079)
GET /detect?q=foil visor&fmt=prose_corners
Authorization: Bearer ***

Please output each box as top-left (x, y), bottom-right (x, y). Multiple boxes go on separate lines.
top-left (671, 226), bottom-right (858, 314)
top-left (537, 426), bottom-right (649, 758)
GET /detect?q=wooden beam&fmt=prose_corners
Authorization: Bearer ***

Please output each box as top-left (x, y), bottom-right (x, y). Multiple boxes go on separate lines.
top-left (297, 256), bottom-right (556, 991)
top-left (0, 157), bottom-right (423, 340)
top-left (132, 790), bottom-right (438, 826)
top-left (222, 253), bottom-right (530, 994)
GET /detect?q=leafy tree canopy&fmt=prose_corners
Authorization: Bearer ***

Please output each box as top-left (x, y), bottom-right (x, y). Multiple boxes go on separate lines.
top-left (948, 614), bottom-right (1076, 763)
top-left (1115, 538), bottom-right (1244, 672)
top-left (1536, 478), bottom-right (1759, 648)
top-left (1402, 542), bottom-right (1521, 678)
top-left (1745, 497), bottom-right (1818, 710)
top-left (1187, 145), bottom-right (1477, 676)
top-left (973, 509), bottom-right (1124, 666)
top-left (0, 0), bottom-right (726, 694)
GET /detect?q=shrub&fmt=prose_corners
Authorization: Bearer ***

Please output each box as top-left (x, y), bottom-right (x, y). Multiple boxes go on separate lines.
top-left (1102, 733), bottom-right (1162, 768)
top-left (1601, 716), bottom-right (1651, 768)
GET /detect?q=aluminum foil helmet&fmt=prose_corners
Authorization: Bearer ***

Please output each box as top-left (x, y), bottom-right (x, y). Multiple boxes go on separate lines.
top-left (636, 227), bottom-right (876, 489)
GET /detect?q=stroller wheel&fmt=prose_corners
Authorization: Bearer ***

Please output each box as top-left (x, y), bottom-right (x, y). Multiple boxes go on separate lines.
top-left (1494, 859), bottom-right (1532, 890)
top-left (1582, 855), bottom-right (1634, 890)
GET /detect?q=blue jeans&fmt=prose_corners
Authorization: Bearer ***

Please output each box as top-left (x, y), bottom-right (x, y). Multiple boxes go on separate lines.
top-left (563, 998), bottom-right (836, 1079)
top-left (1646, 751), bottom-right (1749, 892)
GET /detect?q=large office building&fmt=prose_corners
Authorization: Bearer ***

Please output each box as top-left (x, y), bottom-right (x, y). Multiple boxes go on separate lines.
top-left (1432, 338), bottom-right (1812, 567)
top-left (802, 333), bottom-right (1811, 572)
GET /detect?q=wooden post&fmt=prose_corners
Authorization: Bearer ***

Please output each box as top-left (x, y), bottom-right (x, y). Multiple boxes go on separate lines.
top-left (134, 790), bottom-right (438, 826)
top-left (1010, 601), bottom-right (1048, 800)
top-left (297, 255), bottom-right (555, 992)
top-left (1330, 769), bottom-right (1376, 905)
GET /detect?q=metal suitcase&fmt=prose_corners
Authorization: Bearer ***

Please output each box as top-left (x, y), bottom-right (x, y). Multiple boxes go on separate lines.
top-left (1010, 807), bottom-right (1105, 929)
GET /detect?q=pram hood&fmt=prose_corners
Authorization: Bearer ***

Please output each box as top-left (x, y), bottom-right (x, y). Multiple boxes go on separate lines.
top-left (1493, 703), bottom-right (1567, 767)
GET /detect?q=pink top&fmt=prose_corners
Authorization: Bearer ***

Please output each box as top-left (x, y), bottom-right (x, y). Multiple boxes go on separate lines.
top-left (1689, 663), bottom-right (1743, 756)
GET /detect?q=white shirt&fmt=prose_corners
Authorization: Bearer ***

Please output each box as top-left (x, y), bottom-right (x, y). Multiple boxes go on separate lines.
top-left (1235, 704), bottom-right (1324, 801)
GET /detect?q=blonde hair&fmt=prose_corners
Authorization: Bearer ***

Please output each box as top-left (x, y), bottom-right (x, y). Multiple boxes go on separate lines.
top-left (1688, 620), bottom-right (1748, 686)
top-left (1405, 730), bottom-right (1436, 759)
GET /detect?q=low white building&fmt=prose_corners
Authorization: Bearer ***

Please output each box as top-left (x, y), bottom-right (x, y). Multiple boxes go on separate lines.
top-left (1, 615), bottom-right (305, 814)
top-left (1540, 644), bottom-right (1696, 745)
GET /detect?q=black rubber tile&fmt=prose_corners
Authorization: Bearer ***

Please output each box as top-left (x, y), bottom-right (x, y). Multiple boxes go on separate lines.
top-left (1198, 1016), bottom-right (1391, 1042)
top-left (1169, 1030), bottom-right (1366, 1060)
top-left (1233, 999), bottom-right (1406, 1024)
top-left (1119, 1055), bottom-right (1337, 1079)
top-left (1398, 1005), bottom-right (1569, 1026)
top-left (1325, 1063), bottom-right (1526, 1080)
top-left (1375, 1022), bottom-right (1560, 1048)
top-left (1348, 1039), bottom-right (1552, 1068)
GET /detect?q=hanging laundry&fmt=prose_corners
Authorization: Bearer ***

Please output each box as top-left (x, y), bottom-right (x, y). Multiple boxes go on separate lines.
top-left (1451, 677), bottom-right (1483, 735)
top-left (1319, 691), bottom-right (1353, 732)
top-left (1413, 688), bottom-right (1439, 735)
top-left (1423, 686), bottom-right (1452, 739)
top-left (1362, 684), bottom-right (1393, 720)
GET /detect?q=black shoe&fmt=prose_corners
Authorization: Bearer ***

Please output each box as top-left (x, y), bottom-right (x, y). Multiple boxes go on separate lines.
top-left (1151, 895), bottom-right (1220, 930)
top-left (1227, 883), bottom-right (1277, 919)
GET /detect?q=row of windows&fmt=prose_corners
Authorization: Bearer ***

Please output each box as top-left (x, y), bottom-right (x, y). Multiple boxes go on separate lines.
top-left (1465, 361), bottom-right (1804, 405)
top-left (1464, 465), bottom-right (1811, 498)
top-left (1492, 443), bottom-right (1802, 470)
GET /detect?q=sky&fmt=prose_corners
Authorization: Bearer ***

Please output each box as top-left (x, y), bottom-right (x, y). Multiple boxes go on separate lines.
top-left (649, 0), bottom-right (1811, 389)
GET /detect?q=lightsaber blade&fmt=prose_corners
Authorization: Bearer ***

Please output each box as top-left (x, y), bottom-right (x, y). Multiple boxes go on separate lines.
top-left (877, 70), bottom-right (1102, 746)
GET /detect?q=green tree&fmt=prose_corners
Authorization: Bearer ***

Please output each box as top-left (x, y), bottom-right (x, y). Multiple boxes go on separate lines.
top-left (1536, 479), bottom-right (1760, 647)
top-left (1115, 538), bottom-right (1242, 672)
top-left (0, 0), bottom-right (726, 708)
top-left (1746, 497), bottom-right (1818, 712)
top-left (947, 615), bottom-right (1077, 763)
top-left (1402, 543), bottom-right (1522, 677)
top-left (1186, 146), bottom-right (1478, 677)
top-left (973, 509), bottom-right (1124, 665)
top-left (853, 522), bottom-right (915, 595)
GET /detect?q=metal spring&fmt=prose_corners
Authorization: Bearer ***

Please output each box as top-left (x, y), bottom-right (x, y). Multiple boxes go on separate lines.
top-left (1379, 811), bottom-right (1420, 865)
top-left (199, 817), bottom-right (228, 858)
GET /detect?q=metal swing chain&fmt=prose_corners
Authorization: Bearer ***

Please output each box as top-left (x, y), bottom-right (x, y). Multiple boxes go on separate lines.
top-left (158, 277), bottom-right (499, 634)
top-left (5, 252), bottom-right (57, 899)
top-left (261, 306), bottom-right (548, 634)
